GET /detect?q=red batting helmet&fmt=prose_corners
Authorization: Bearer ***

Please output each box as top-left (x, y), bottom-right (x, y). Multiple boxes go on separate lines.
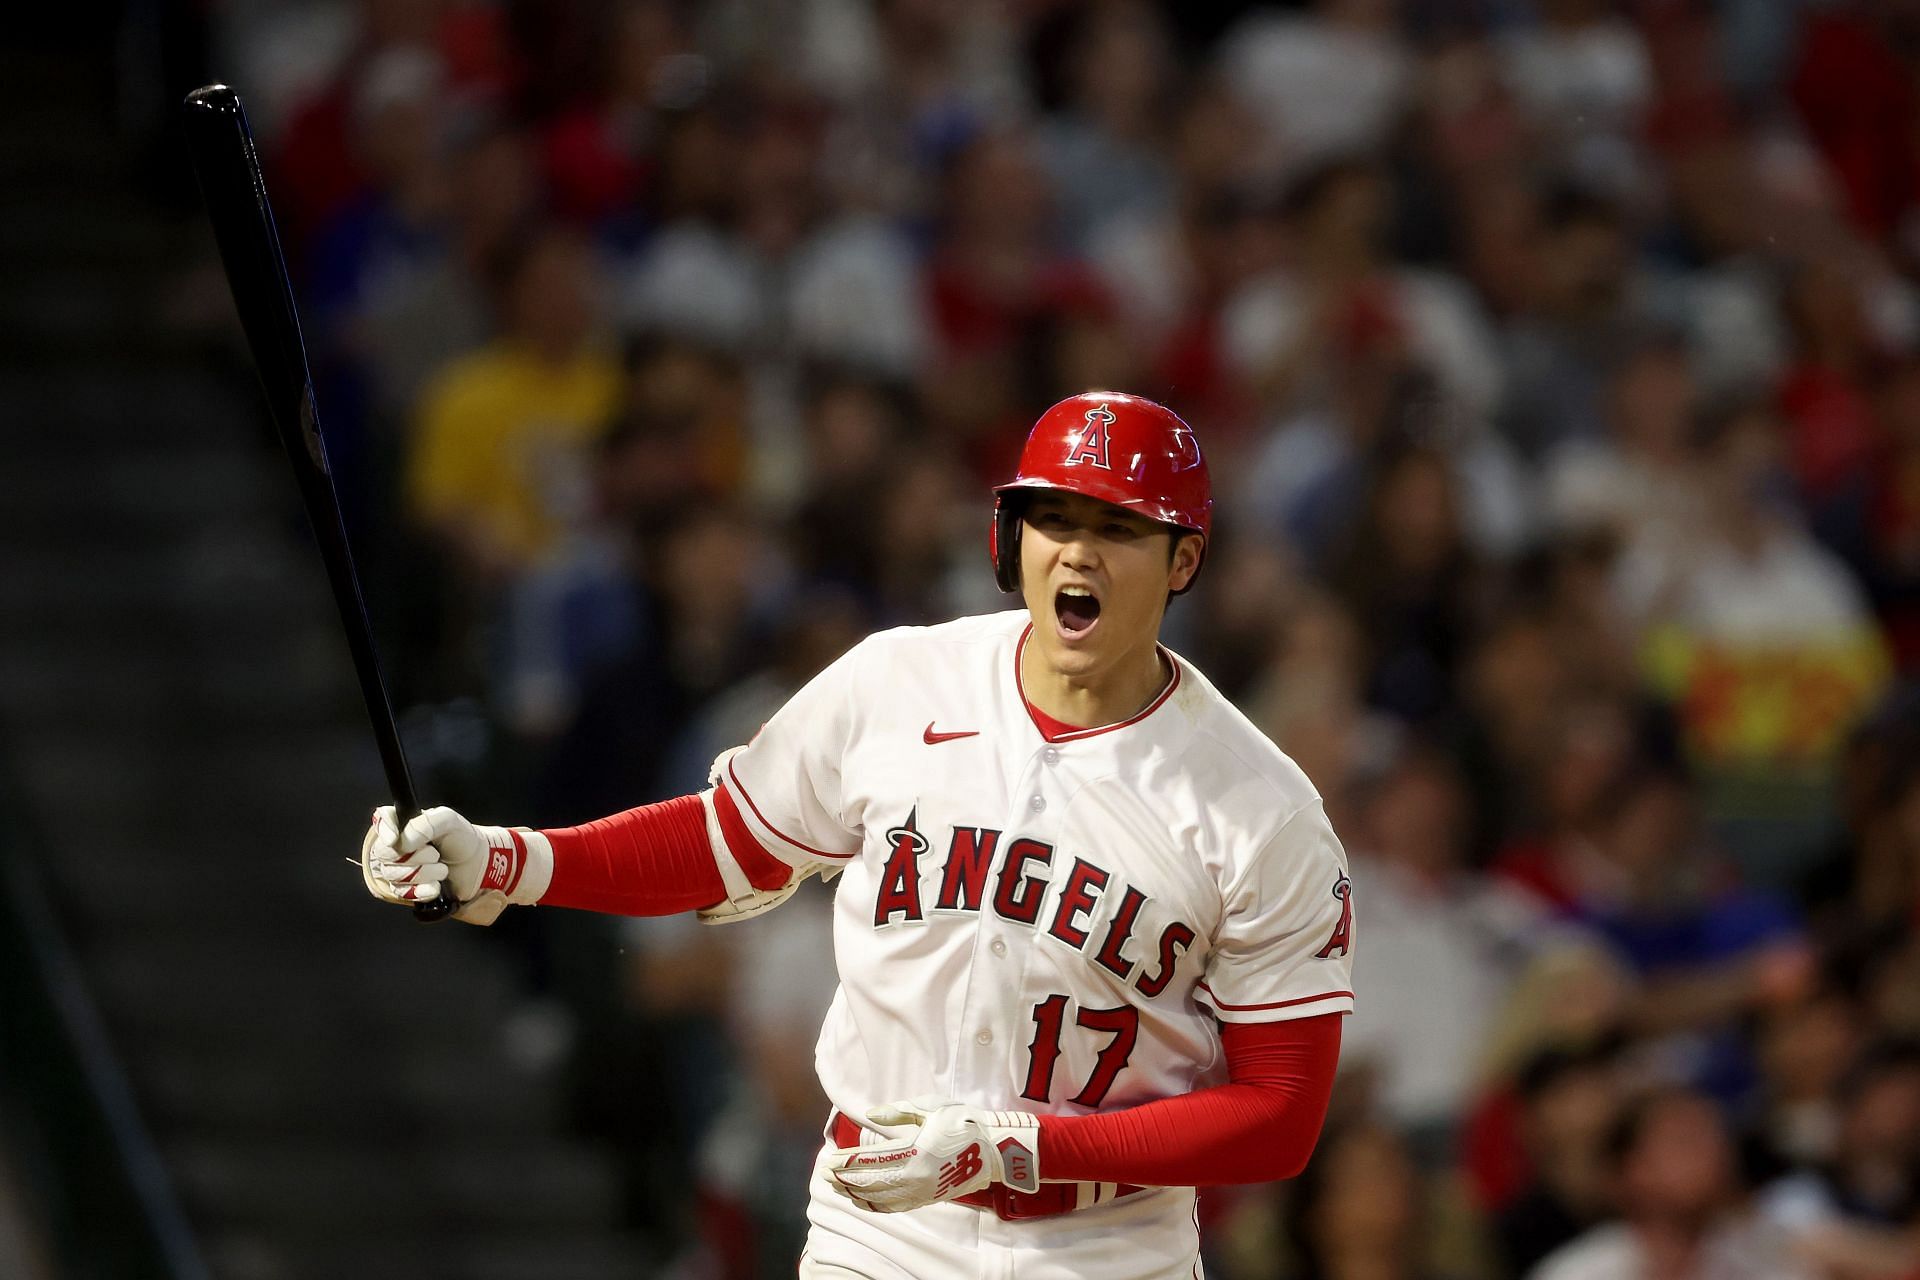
top-left (990, 391), bottom-right (1212, 594)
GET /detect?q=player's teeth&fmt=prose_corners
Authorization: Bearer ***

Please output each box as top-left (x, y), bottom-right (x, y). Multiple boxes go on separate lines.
top-left (1061, 587), bottom-right (1092, 597)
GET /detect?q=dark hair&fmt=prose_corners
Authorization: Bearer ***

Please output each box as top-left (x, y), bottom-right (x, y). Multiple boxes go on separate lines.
top-left (1839, 1037), bottom-right (1920, 1099)
top-left (1691, 386), bottom-right (1778, 453)
top-left (798, 363), bottom-right (917, 430)
top-left (1516, 1037), bottom-right (1621, 1103)
top-left (1540, 181), bottom-right (1625, 234)
top-left (478, 222), bottom-right (581, 309)
top-left (1590, 757), bottom-right (1695, 831)
top-left (1280, 154), bottom-right (1384, 221)
top-left (1604, 1087), bottom-right (1718, 1171)
top-left (1281, 1120), bottom-right (1421, 1280)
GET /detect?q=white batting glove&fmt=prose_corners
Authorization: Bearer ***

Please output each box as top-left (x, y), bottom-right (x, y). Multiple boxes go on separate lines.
top-left (359, 804), bottom-right (552, 925)
top-left (820, 1098), bottom-right (1041, 1213)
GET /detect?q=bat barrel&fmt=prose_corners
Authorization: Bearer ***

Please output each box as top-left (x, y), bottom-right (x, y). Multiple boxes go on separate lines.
top-left (182, 84), bottom-right (451, 921)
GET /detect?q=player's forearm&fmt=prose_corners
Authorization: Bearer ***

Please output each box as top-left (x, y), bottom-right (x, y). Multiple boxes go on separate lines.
top-left (1036, 1015), bottom-right (1341, 1186)
top-left (538, 794), bottom-right (732, 915)
top-left (1038, 1084), bottom-right (1318, 1186)
top-left (535, 782), bottom-right (804, 917)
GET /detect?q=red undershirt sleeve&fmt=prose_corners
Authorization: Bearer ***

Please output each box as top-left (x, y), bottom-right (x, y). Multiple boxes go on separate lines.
top-left (1035, 1013), bottom-right (1342, 1186)
top-left (538, 789), bottom-right (795, 916)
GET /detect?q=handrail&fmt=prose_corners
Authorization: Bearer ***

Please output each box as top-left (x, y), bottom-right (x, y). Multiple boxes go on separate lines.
top-left (0, 753), bottom-right (210, 1279)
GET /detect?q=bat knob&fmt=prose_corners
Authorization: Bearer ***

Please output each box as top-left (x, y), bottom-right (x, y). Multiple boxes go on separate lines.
top-left (183, 84), bottom-right (241, 114)
top-left (412, 893), bottom-right (457, 923)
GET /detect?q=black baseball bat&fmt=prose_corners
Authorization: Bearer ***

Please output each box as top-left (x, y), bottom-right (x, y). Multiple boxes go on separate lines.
top-left (181, 84), bottom-right (455, 922)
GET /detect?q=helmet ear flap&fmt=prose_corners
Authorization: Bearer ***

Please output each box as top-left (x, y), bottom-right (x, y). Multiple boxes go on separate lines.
top-left (993, 499), bottom-right (1024, 594)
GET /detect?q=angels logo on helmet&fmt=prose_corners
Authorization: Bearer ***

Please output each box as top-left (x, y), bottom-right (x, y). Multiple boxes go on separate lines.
top-left (1064, 404), bottom-right (1116, 470)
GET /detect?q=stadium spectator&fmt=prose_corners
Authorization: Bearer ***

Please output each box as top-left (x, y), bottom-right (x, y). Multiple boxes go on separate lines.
top-left (1217, 0), bottom-right (1412, 182)
top-left (1787, 4), bottom-right (1920, 247)
top-left (1343, 750), bottom-right (1542, 1140)
top-left (1765, 1040), bottom-right (1920, 1229)
top-left (1572, 767), bottom-right (1813, 1110)
top-left (1752, 983), bottom-right (1866, 1169)
top-left (1226, 158), bottom-right (1504, 433)
top-left (537, 0), bottom-right (687, 227)
top-left (1497, 0), bottom-right (1651, 201)
top-left (1531, 1088), bottom-right (1814, 1280)
top-left (1491, 1044), bottom-right (1624, 1278)
top-left (1328, 440), bottom-right (1492, 724)
top-left (1636, 396), bottom-right (1890, 881)
top-left (1496, 185), bottom-right (1647, 462)
top-left (1540, 334), bottom-right (1704, 627)
top-left (1458, 944), bottom-right (1633, 1217)
top-left (1282, 1118), bottom-right (1470, 1280)
top-left (406, 224), bottom-right (620, 580)
top-left (346, 115), bottom-right (539, 428)
top-left (1245, 590), bottom-right (1402, 834)
top-left (1033, 0), bottom-right (1176, 253)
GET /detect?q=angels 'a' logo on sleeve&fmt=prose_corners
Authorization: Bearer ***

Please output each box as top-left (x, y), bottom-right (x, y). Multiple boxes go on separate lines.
top-left (1314, 874), bottom-right (1352, 959)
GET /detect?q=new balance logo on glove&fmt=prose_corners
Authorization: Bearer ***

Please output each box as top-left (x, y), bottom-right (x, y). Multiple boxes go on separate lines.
top-left (936, 1144), bottom-right (984, 1194)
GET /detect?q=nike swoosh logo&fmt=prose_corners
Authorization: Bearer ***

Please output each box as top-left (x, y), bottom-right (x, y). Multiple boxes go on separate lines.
top-left (924, 723), bottom-right (979, 745)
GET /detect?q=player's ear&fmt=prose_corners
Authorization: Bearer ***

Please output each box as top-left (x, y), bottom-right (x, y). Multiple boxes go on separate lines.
top-left (1167, 534), bottom-right (1202, 594)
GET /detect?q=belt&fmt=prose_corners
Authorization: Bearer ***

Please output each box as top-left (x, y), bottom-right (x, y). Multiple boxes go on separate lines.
top-left (828, 1112), bottom-right (1147, 1221)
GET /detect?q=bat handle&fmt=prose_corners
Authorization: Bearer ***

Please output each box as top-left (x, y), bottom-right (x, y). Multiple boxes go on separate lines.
top-left (393, 802), bottom-right (459, 922)
top-left (413, 894), bottom-right (456, 922)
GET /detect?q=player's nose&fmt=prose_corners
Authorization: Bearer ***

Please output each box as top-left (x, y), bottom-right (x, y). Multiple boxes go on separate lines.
top-left (1057, 532), bottom-right (1099, 571)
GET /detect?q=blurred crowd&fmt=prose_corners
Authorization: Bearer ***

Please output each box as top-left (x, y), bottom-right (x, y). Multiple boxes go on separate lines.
top-left (210, 0), bottom-right (1920, 1275)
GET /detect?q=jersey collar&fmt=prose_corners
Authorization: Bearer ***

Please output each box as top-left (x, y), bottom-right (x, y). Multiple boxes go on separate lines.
top-left (1013, 622), bottom-right (1182, 744)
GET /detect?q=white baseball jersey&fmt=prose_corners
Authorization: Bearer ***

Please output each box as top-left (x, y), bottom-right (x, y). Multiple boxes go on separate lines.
top-left (720, 610), bottom-right (1355, 1279)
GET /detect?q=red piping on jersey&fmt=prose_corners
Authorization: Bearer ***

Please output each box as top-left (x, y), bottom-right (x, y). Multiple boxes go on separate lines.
top-left (712, 786), bottom-right (812, 888)
top-left (1037, 1014), bottom-right (1342, 1186)
top-left (1196, 981), bottom-right (1354, 1012)
top-left (1013, 624), bottom-right (1182, 743)
top-left (725, 758), bottom-right (859, 861)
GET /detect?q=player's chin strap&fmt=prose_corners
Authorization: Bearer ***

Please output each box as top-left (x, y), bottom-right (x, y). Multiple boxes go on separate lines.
top-left (695, 747), bottom-right (831, 925)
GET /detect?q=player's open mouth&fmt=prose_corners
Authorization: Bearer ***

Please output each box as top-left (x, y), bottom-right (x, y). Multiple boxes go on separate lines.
top-left (1055, 586), bottom-right (1101, 638)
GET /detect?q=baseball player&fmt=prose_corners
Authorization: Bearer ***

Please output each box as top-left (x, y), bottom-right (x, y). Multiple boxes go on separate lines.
top-left (362, 392), bottom-right (1355, 1278)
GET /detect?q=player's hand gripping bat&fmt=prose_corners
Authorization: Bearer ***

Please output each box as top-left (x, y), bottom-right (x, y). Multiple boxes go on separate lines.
top-left (181, 84), bottom-right (455, 921)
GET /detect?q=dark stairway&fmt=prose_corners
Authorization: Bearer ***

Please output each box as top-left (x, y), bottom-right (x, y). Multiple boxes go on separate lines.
top-left (0, 33), bottom-right (651, 1280)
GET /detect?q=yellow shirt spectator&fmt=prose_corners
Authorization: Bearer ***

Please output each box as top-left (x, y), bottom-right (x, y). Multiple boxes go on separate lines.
top-left (408, 340), bottom-right (623, 572)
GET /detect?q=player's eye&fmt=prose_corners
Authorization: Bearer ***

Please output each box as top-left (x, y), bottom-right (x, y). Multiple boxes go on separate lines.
top-left (1103, 522), bottom-right (1140, 540)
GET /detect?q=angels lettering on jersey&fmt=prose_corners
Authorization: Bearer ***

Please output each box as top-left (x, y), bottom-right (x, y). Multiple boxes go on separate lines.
top-left (873, 806), bottom-right (1194, 1003)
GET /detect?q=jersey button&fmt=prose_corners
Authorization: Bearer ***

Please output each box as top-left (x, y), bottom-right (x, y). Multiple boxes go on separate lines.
top-left (990, 939), bottom-right (1008, 957)
top-left (1042, 747), bottom-right (1060, 765)
top-left (1029, 795), bottom-right (1046, 813)
top-left (976, 1029), bottom-right (993, 1045)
